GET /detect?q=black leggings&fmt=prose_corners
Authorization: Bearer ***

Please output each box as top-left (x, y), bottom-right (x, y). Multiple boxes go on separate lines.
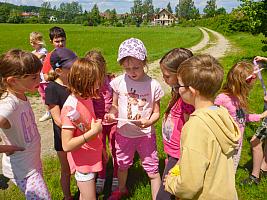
top-left (156, 156), bottom-right (178, 200)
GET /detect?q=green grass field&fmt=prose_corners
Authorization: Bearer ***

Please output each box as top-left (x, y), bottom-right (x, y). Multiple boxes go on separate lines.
top-left (0, 24), bottom-right (267, 199)
top-left (220, 32), bottom-right (267, 200)
top-left (0, 24), bottom-right (201, 72)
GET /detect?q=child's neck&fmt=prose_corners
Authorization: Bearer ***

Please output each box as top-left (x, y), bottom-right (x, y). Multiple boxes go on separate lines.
top-left (194, 95), bottom-right (214, 110)
top-left (55, 78), bottom-right (67, 87)
top-left (35, 46), bottom-right (42, 51)
top-left (7, 88), bottom-right (27, 101)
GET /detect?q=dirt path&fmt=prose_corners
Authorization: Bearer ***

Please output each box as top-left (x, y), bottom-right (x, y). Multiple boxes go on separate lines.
top-left (148, 27), bottom-right (231, 93)
top-left (0, 27), bottom-right (231, 164)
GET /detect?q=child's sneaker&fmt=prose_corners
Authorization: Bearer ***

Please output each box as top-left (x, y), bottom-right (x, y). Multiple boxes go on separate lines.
top-left (111, 177), bottom-right (119, 192)
top-left (39, 111), bottom-right (51, 122)
top-left (108, 188), bottom-right (129, 200)
top-left (241, 175), bottom-right (260, 185)
top-left (96, 178), bottom-right (105, 194)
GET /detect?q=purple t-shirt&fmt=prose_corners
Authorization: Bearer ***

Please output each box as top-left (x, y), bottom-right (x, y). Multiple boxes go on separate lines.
top-left (215, 93), bottom-right (261, 134)
top-left (162, 98), bottom-right (194, 159)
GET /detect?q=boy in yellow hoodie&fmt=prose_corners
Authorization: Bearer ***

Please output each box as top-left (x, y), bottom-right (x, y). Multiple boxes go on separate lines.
top-left (164, 55), bottom-right (241, 200)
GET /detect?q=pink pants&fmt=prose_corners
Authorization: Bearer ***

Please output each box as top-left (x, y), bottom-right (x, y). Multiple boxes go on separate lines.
top-left (115, 133), bottom-right (159, 174)
top-left (38, 82), bottom-right (48, 104)
top-left (11, 170), bottom-right (51, 200)
top-left (98, 123), bottom-right (118, 178)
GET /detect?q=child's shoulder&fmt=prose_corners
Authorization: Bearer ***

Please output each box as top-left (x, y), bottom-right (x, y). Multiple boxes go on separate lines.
top-left (39, 47), bottom-right (48, 54)
top-left (63, 95), bottom-right (78, 108)
top-left (216, 93), bottom-right (230, 99)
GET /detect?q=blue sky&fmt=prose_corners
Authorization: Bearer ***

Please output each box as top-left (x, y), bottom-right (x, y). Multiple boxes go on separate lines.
top-left (1, 0), bottom-right (241, 13)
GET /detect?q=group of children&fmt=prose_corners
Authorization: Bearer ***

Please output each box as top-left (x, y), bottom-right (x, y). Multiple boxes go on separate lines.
top-left (0, 26), bottom-right (266, 200)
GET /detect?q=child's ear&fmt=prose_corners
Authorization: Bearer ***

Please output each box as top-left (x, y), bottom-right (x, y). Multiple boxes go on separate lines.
top-left (55, 68), bottom-right (62, 75)
top-left (6, 77), bottom-right (16, 86)
top-left (189, 86), bottom-right (197, 96)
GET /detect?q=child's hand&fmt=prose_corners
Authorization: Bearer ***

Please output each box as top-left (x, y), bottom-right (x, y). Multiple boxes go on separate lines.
top-left (90, 118), bottom-right (103, 135)
top-left (264, 96), bottom-right (267, 102)
top-left (0, 145), bottom-right (25, 155)
top-left (260, 110), bottom-right (267, 119)
top-left (133, 118), bottom-right (151, 128)
top-left (254, 56), bottom-right (267, 63)
top-left (131, 118), bottom-right (151, 128)
top-left (104, 113), bottom-right (116, 123)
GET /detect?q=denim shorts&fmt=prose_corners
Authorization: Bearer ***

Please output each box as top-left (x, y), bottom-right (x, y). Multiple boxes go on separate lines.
top-left (255, 122), bottom-right (267, 141)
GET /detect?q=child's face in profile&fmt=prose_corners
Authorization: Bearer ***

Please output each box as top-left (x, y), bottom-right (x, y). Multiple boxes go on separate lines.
top-left (160, 64), bottom-right (177, 87)
top-left (177, 77), bottom-right (192, 105)
top-left (9, 72), bottom-right (41, 96)
top-left (121, 57), bottom-right (145, 81)
top-left (51, 37), bottom-right (66, 48)
top-left (30, 41), bottom-right (42, 50)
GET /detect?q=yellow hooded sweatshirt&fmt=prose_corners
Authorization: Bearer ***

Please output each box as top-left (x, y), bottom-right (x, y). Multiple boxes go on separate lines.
top-left (165, 106), bottom-right (241, 200)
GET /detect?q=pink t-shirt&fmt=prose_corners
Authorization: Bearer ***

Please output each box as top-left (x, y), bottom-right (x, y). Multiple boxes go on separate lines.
top-left (215, 93), bottom-right (261, 134)
top-left (61, 95), bottom-right (103, 174)
top-left (110, 74), bottom-right (164, 138)
top-left (162, 98), bottom-right (194, 159)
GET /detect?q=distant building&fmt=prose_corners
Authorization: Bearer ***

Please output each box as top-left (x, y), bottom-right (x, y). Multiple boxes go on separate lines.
top-left (152, 9), bottom-right (177, 26)
top-left (20, 12), bottom-right (39, 18)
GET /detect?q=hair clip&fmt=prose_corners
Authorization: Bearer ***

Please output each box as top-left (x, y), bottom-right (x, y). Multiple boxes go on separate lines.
top-left (246, 68), bottom-right (264, 83)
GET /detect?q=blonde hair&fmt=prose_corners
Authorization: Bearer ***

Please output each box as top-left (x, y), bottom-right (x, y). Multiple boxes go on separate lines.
top-left (30, 32), bottom-right (45, 45)
top-left (85, 50), bottom-right (106, 76)
top-left (160, 48), bottom-right (193, 118)
top-left (68, 58), bottom-right (104, 98)
top-left (222, 61), bottom-right (254, 109)
top-left (0, 49), bottom-right (42, 98)
top-left (47, 70), bottom-right (59, 82)
top-left (177, 54), bottom-right (224, 99)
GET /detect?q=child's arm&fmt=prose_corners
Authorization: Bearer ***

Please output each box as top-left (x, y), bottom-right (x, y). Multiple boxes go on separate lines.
top-left (136, 100), bottom-right (160, 128)
top-left (0, 116), bottom-right (25, 154)
top-left (246, 111), bottom-right (267, 122)
top-left (62, 118), bottom-right (103, 152)
top-left (104, 92), bottom-right (118, 123)
top-left (0, 116), bottom-right (10, 129)
top-left (246, 96), bottom-right (267, 122)
top-left (0, 145), bottom-right (25, 154)
top-left (48, 105), bottom-right (62, 127)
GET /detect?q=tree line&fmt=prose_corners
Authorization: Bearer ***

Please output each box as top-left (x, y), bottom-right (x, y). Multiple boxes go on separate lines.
top-left (0, 0), bottom-right (227, 26)
top-left (0, 0), bottom-right (265, 51)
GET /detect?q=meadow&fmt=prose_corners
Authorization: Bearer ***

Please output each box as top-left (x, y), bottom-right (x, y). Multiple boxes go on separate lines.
top-left (0, 24), bottom-right (201, 72)
top-left (0, 24), bottom-right (267, 199)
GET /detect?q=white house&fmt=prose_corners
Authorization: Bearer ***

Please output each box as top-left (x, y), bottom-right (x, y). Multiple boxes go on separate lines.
top-left (152, 9), bottom-right (177, 26)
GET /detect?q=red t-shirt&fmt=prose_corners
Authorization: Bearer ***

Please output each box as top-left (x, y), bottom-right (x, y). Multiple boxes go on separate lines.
top-left (42, 52), bottom-right (52, 74)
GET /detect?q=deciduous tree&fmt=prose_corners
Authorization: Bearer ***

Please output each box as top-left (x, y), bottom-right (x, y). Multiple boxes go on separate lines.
top-left (203, 0), bottom-right (217, 18)
top-left (175, 0), bottom-right (199, 20)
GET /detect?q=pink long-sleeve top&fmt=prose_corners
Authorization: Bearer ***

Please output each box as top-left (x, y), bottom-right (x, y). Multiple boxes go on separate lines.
top-left (214, 93), bottom-right (261, 134)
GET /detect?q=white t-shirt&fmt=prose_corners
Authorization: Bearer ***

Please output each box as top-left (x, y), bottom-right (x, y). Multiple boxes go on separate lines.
top-left (32, 47), bottom-right (48, 83)
top-left (110, 74), bottom-right (164, 138)
top-left (0, 93), bottom-right (41, 179)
